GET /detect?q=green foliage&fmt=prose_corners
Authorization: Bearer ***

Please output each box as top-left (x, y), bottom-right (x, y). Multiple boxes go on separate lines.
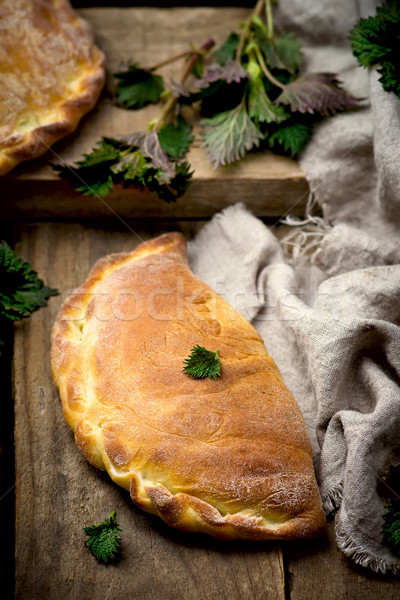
top-left (267, 120), bottom-right (313, 157)
top-left (349, 0), bottom-right (400, 97)
top-left (276, 73), bottom-right (358, 115)
top-left (55, 1), bottom-right (358, 199)
top-left (265, 33), bottom-right (303, 74)
top-left (115, 65), bottom-right (164, 109)
top-left (382, 498), bottom-right (400, 557)
top-left (183, 345), bottom-right (221, 380)
top-left (0, 241), bottom-right (57, 323)
top-left (213, 32), bottom-right (240, 65)
top-left (53, 133), bottom-right (193, 203)
top-left (84, 510), bottom-right (122, 564)
top-left (158, 117), bottom-right (194, 158)
top-left (201, 103), bottom-right (263, 167)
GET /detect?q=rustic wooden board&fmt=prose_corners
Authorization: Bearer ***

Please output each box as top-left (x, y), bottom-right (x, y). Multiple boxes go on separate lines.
top-left (2, 8), bottom-right (309, 219)
top-left (13, 222), bottom-right (286, 600)
top-left (13, 222), bottom-right (400, 599)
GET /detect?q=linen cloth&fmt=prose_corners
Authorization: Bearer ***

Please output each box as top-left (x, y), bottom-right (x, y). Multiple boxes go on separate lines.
top-left (188, 0), bottom-right (400, 574)
top-left (188, 204), bottom-right (400, 575)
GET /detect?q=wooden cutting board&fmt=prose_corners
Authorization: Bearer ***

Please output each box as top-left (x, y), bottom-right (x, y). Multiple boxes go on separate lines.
top-left (12, 221), bottom-right (400, 599)
top-left (2, 7), bottom-right (308, 220)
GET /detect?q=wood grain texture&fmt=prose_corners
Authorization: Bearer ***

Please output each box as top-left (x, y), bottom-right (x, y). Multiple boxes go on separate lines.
top-left (2, 8), bottom-right (309, 219)
top-left (13, 222), bottom-right (400, 599)
top-left (285, 522), bottom-right (400, 600)
top-left (14, 222), bottom-right (286, 600)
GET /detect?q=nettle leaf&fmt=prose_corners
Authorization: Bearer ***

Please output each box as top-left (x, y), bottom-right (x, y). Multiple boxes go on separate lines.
top-left (276, 73), bottom-right (359, 115)
top-left (52, 138), bottom-right (122, 198)
top-left (196, 59), bottom-right (248, 89)
top-left (84, 510), bottom-right (122, 564)
top-left (124, 131), bottom-right (175, 178)
top-left (201, 103), bottom-right (263, 167)
top-left (248, 78), bottom-right (289, 123)
top-left (349, 0), bottom-right (400, 68)
top-left (183, 345), bottom-right (221, 380)
top-left (0, 241), bottom-right (58, 322)
top-left (140, 160), bottom-right (193, 203)
top-left (213, 32), bottom-right (240, 65)
top-left (267, 121), bottom-right (313, 157)
top-left (114, 65), bottom-right (164, 109)
top-left (158, 117), bottom-right (194, 158)
top-left (111, 149), bottom-right (147, 179)
top-left (377, 61), bottom-right (400, 97)
top-left (264, 33), bottom-right (302, 74)
top-left (349, 23), bottom-right (392, 68)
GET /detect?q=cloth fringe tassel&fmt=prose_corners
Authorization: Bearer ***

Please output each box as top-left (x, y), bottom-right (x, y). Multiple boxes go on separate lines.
top-left (321, 481), bottom-right (343, 516)
top-left (335, 520), bottom-right (400, 576)
top-left (280, 192), bottom-right (332, 262)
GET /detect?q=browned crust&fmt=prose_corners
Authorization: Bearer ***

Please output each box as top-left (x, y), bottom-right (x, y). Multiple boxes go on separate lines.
top-left (0, 0), bottom-right (105, 175)
top-left (51, 232), bottom-right (326, 541)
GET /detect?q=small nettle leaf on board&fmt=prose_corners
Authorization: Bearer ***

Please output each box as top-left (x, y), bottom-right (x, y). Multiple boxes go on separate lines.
top-left (53, 0), bottom-right (359, 202)
top-left (84, 510), bottom-right (122, 564)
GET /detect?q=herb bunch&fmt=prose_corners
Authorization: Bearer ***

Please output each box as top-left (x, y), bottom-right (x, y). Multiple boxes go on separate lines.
top-left (53, 39), bottom-right (214, 203)
top-left (0, 241), bottom-right (57, 350)
top-left (197, 0), bottom-right (357, 166)
top-left (349, 0), bottom-right (400, 98)
top-left (54, 0), bottom-right (357, 202)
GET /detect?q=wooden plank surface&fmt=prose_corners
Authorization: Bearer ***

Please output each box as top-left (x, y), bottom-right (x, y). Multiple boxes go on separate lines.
top-left (13, 221), bottom-right (400, 599)
top-left (13, 222), bottom-right (286, 600)
top-left (2, 8), bottom-right (309, 219)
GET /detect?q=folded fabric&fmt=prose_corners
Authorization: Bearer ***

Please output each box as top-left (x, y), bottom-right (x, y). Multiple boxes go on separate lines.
top-left (188, 203), bottom-right (400, 574)
top-left (273, 0), bottom-right (400, 273)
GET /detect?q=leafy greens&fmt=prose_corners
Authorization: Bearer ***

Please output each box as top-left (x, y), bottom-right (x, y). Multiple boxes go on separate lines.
top-left (350, 0), bottom-right (400, 98)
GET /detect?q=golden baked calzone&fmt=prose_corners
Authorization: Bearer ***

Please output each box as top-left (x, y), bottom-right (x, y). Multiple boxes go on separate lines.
top-left (0, 0), bottom-right (105, 175)
top-left (51, 233), bottom-right (325, 540)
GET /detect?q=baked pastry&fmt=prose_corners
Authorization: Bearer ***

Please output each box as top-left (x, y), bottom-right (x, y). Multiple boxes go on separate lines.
top-left (0, 0), bottom-right (105, 175)
top-left (51, 233), bottom-right (325, 540)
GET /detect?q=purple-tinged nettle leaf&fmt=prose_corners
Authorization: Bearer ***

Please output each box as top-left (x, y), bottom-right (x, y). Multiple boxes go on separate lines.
top-left (121, 131), bottom-right (175, 177)
top-left (201, 103), bottom-right (263, 168)
top-left (276, 73), bottom-right (359, 115)
top-left (196, 58), bottom-right (248, 89)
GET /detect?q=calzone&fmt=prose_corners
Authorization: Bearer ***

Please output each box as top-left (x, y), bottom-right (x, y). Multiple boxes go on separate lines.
top-left (0, 0), bottom-right (105, 175)
top-left (51, 233), bottom-right (325, 540)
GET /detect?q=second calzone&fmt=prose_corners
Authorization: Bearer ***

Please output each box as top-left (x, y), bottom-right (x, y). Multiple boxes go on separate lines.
top-left (51, 233), bottom-right (325, 540)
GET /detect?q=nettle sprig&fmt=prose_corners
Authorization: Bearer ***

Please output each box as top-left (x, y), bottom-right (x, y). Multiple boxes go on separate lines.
top-left (0, 241), bottom-right (58, 350)
top-left (349, 0), bottom-right (400, 98)
top-left (198, 0), bottom-right (358, 166)
top-left (183, 345), bottom-right (221, 380)
top-left (54, 0), bottom-right (358, 201)
top-left (84, 510), bottom-right (122, 564)
top-left (53, 40), bottom-right (214, 203)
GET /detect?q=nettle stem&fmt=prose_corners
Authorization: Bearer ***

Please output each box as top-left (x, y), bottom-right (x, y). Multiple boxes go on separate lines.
top-left (235, 0), bottom-right (265, 62)
top-left (148, 51), bottom-right (194, 72)
top-left (254, 44), bottom-right (285, 89)
top-left (153, 38), bottom-right (215, 132)
top-left (265, 0), bottom-right (274, 40)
